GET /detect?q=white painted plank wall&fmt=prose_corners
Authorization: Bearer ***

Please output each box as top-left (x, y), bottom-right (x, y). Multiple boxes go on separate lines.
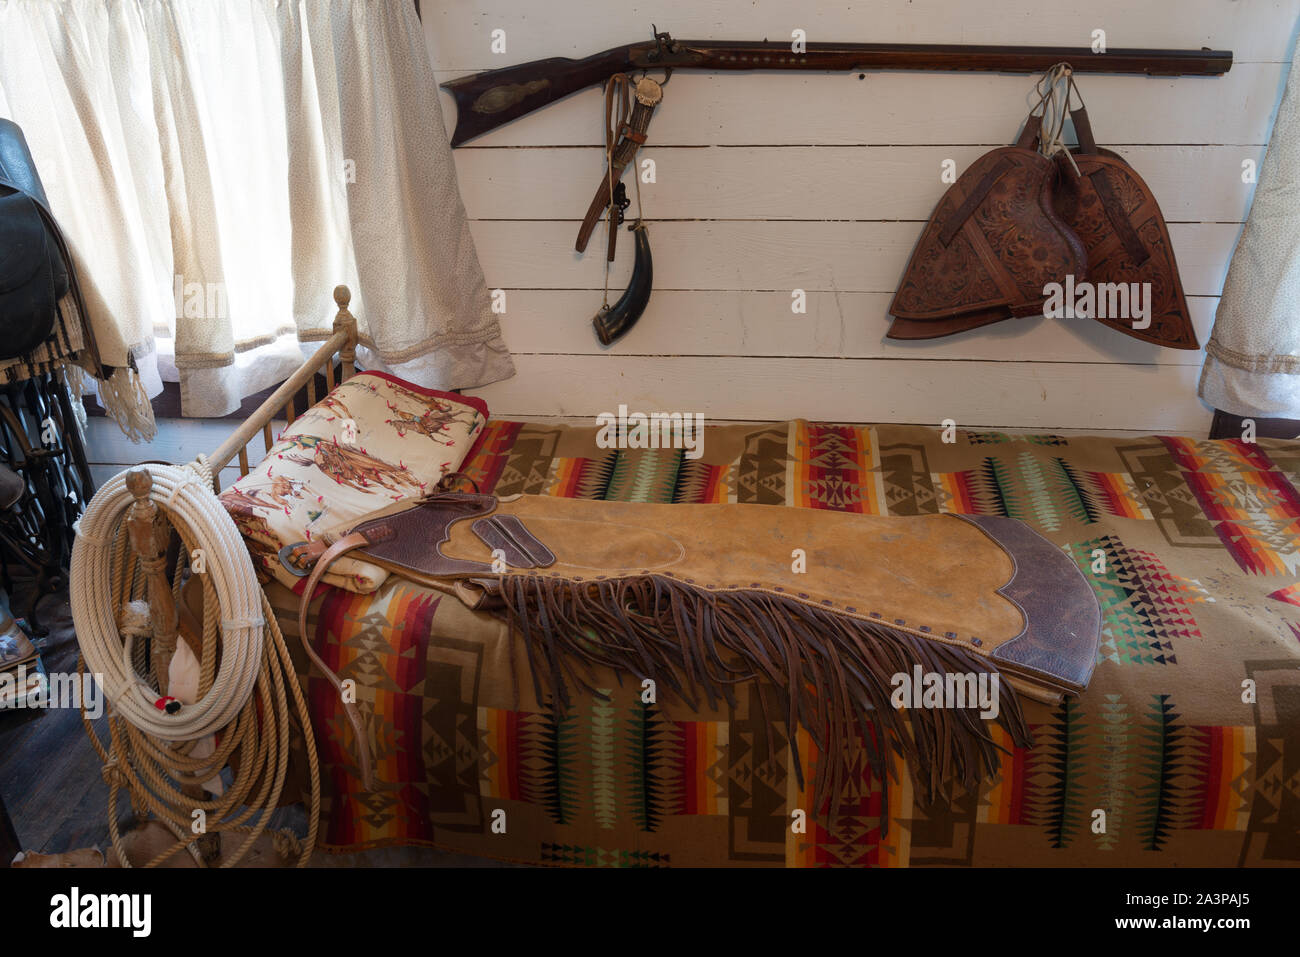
top-left (423, 0), bottom-right (1300, 432)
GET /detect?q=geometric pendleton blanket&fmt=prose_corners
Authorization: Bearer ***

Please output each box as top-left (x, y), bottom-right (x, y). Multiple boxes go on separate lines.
top-left (265, 419), bottom-right (1300, 867)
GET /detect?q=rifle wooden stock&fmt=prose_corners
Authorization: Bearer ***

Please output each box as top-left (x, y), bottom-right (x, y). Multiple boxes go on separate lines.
top-left (442, 49), bottom-right (633, 146)
top-left (441, 37), bottom-right (1233, 145)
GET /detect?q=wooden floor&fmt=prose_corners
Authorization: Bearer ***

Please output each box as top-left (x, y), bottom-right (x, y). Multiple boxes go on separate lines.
top-left (0, 591), bottom-right (117, 857)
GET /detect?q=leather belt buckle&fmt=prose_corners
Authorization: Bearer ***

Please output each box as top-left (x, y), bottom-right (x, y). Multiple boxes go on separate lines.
top-left (278, 541), bottom-right (315, 578)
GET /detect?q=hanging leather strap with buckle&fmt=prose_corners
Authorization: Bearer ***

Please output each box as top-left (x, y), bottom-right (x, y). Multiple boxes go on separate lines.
top-left (279, 474), bottom-right (529, 789)
top-left (575, 74), bottom-right (663, 257)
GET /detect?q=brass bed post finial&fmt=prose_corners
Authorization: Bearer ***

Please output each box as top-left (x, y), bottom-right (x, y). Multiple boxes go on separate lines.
top-left (333, 284), bottom-right (358, 382)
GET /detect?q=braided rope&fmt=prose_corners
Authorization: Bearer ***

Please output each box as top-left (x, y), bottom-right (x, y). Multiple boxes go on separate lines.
top-left (71, 463), bottom-right (321, 867)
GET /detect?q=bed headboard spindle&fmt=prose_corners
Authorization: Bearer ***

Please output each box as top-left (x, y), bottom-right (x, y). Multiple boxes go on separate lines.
top-left (205, 283), bottom-right (360, 489)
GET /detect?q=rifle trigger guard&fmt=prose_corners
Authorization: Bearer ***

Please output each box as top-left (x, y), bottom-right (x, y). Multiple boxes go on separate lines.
top-left (634, 65), bottom-right (672, 88)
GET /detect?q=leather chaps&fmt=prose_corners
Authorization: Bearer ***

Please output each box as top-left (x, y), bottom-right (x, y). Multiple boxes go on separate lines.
top-left (284, 492), bottom-right (1102, 814)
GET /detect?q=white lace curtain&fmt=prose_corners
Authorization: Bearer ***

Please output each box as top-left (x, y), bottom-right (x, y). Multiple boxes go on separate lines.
top-left (0, 0), bottom-right (514, 419)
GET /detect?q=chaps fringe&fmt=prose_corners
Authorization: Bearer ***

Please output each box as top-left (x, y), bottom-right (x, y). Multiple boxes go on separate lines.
top-left (497, 572), bottom-right (1033, 823)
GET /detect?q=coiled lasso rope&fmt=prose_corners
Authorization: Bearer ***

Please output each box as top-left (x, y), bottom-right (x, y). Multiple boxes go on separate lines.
top-left (70, 460), bottom-right (320, 867)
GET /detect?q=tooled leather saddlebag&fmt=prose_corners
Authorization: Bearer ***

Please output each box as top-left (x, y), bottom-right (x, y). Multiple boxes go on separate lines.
top-left (888, 112), bottom-right (1086, 340)
top-left (285, 492), bottom-right (1102, 811)
top-left (889, 71), bottom-right (1196, 350)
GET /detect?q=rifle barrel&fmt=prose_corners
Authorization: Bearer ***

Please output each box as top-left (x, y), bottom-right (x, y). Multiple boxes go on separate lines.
top-left (658, 41), bottom-right (1232, 76)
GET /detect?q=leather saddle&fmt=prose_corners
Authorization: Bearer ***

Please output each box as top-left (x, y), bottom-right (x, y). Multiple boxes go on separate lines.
top-left (0, 118), bottom-right (71, 360)
top-left (889, 70), bottom-right (1197, 350)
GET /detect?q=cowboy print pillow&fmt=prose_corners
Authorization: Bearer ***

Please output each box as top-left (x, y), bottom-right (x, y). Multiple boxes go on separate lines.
top-left (220, 371), bottom-right (488, 593)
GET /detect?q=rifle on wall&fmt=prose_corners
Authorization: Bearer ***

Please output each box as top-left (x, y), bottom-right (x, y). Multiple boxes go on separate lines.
top-left (441, 28), bottom-right (1232, 145)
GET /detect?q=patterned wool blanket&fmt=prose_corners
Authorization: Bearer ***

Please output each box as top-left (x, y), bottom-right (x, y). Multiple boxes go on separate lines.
top-left (266, 420), bottom-right (1300, 867)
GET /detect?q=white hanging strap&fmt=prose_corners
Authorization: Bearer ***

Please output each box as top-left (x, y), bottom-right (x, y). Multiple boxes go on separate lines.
top-left (1034, 63), bottom-right (1081, 176)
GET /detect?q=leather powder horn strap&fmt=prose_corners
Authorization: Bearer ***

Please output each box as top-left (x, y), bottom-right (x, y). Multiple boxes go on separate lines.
top-left (575, 75), bottom-right (662, 254)
top-left (293, 493), bottom-right (1101, 815)
top-left (1056, 99), bottom-right (1199, 349)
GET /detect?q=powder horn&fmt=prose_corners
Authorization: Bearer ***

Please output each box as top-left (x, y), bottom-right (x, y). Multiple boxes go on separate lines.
top-left (592, 221), bottom-right (653, 345)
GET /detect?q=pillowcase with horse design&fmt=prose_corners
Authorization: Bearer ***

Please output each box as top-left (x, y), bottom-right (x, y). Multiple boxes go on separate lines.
top-left (219, 371), bottom-right (488, 593)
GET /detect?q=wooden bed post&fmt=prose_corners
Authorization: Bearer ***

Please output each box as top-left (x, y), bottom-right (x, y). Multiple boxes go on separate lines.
top-left (333, 285), bottom-right (358, 382)
top-left (206, 283), bottom-right (359, 486)
top-left (124, 469), bottom-right (180, 695)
